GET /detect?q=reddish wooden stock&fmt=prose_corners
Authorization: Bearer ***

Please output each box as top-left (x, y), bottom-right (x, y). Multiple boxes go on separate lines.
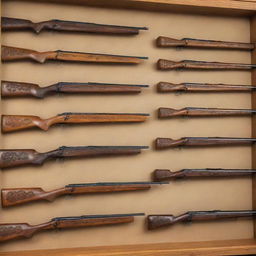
top-left (1, 113), bottom-right (149, 133)
top-left (2, 45), bottom-right (147, 64)
top-left (156, 36), bottom-right (255, 50)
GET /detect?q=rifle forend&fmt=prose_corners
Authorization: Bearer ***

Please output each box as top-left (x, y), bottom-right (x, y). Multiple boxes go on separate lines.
top-left (2, 17), bottom-right (148, 35)
top-left (0, 213), bottom-right (144, 242)
top-left (0, 146), bottom-right (148, 169)
top-left (155, 137), bottom-right (256, 149)
top-left (147, 210), bottom-right (256, 230)
top-left (1, 80), bottom-right (149, 98)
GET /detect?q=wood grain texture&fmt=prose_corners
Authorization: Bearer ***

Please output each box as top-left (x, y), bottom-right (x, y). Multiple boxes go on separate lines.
top-left (251, 15), bottom-right (256, 238)
top-left (8, 0), bottom-right (256, 16)
top-left (1, 239), bottom-right (256, 256)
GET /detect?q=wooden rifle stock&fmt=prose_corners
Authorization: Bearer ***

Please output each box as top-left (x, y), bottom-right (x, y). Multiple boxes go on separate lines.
top-left (2, 45), bottom-right (147, 64)
top-left (0, 213), bottom-right (144, 242)
top-left (1, 182), bottom-right (166, 207)
top-left (147, 210), bottom-right (256, 230)
top-left (0, 146), bottom-right (148, 169)
top-left (1, 81), bottom-right (148, 98)
top-left (158, 107), bottom-right (256, 118)
top-left (2, 17), bottom-right (148, 35)
top-left (156, 36), bottom-right (255, 50)
top-left (155, 137), bottom-right (256, 149)
top-left (157, 82), bottom-right (256, 93)
top-left (2, 112), bottom-right (149, 133)
top-left (157, 59), bottom-right (256, 70)
top-left (153, 168), bottom-right (256, 181)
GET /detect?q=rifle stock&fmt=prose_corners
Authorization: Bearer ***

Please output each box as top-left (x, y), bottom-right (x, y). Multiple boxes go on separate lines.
top-left (158, 107), bottom-right (256, 118)
top-left (156, 36), bottom-right (255, 50)
top-left (155, 137), bottom-right (256, 149)
top-left (2, 45), bottom-right (147, 64)
top-left (2, 113), bottom-right (149, 133)
top-left (147, 210), bottom-right (256, 230)
top-left (2, 17), bottom-right (148, 35)
top-left (157, 59), bottom-right (255, 70)
top-left (157, 82), bottom-right (256, 93)
top-left (1, 182), bottom-right (166, 207)
top-left (153, 168), bottom-right (256, 181)
top-left (0, 146), bottom-right (148, 169)
top-left (1, 81), bottom-right (148, 98)
top-left (0, 213), bottom-right (143, 242)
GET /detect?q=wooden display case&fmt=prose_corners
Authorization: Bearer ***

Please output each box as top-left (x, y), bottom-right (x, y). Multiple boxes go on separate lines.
top-left (1, 0), bottom-right (256, 255)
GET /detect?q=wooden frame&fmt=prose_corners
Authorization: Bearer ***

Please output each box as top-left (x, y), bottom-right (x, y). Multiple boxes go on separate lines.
top-left (1, 0), bottom-right (256, 255)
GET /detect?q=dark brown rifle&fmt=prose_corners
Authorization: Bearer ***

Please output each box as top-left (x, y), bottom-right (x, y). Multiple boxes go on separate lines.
top-left (1, 81), bottom-right (149, 98)
top-left (158, 107), bottom-right (256, 118)
top-left (157, 59), bottom-right (256, 70)
top-left (0, 146), bottom-right (148, 169)
top-left (153, 168), bottom-right (256, 181)
top-left (147, 210), bottom-right (256, 230)
top-left (2, 112), bottom-right (149, 133)
top-left (157, 82), bottom-right (256, 93)
top-left (1, 45), bottom-right (147, 64)
top-left (0, 213), bottom-right (144, 242)
top-left (2, 17), bottom-right (148, 35)
top-left (155, 137), bottom-right (256, 149)
top-left (1, 182), bottom-right (166, 207)
top-left (156, 36), bottom-right (254, 50)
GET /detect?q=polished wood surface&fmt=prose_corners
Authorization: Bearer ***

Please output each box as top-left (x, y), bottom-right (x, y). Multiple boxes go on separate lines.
top-left (1, 45), bottom-right (147, 64)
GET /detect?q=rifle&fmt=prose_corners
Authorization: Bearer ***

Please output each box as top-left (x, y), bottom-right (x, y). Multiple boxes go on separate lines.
top-left (1, 45), bottom-right (147, 64)
top-left (155, 137), bottom-right (256, 149)
top-left (153, 168), bottom-right (256, 181)
top-left (156, 36), bottom-right (254, 50)
top-left (157, 82), bottom-right (256, 93)
top-left (158, 107), bottom-right (256, 118)
top-left (147, 210), bottom-right (256, 230)
top-left (0, 213), bottom-right (144, 242)
top-left (157, 59), bottom-right (256, 70)
top-left (2, 17), bottom-right (148, 35)
top-left (0, 145), bottom-right (148, 169)
top-left (1, 81), bottom-right (149, 98)
top-left (1, 182), bottom-right (166, 207)
top-left (2, 112), bottom-right (149, 133)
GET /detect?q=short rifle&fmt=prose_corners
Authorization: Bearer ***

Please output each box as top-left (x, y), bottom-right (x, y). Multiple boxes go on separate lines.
top-left (0, 213), bottom-right (144, 242)
top-left (1, 182), bottom-right (166, 207)
top-left (157, 82), bottom-right (256, 93)
top-left (158, 107), bottom-right (256, 118)
top-left (153, 168), bottom-right (256, 181)
top-left (157, 59), bottom-right (256, 70)
top-left (2, 112), bottom-right (149, 133)
top-left (1, 81), bottom-right (149, 98)
top-left (147, 210), bottom-right (256, 230)
top-left (156, 36), bottom-right (254, 50)
top-left (2, 45), bottom-right (147, 64)
top-left (2, 17), bottom-right (148, 35)
top-left (155, 137), bottom-right (256, 149)
top-left (0, 145), bottom-right (148, 169)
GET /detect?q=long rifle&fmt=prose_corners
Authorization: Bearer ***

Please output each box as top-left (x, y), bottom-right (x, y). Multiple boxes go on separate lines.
top-left (2, 17), bottom-right (148, 35)
top-left (1, 81), bottom-right (149, 98)
top-left (2, 45), bottom-right (147, 64)
top-left (0, 213), bottom-right (144, 242)
top-left (153, 168), bottom-right (256, 181)
top-left (157, 82), bottom-right (256, 93)
top-left (158, 107), bottom-right (256, 118)
top-left (156, 36), bottom-right (254, 50)
top-left (1, 182), bottom-right (166, 207)
top-left (147, 210), bottom-right (256, 230)
top-left (155, 137), bottom-right (256, 149)
top-left (2, 112), bottom-right (149, 133)
top-left (0, 145), bottom-right (148, 169)
top-left (157, 59), bottom-right (256, 70)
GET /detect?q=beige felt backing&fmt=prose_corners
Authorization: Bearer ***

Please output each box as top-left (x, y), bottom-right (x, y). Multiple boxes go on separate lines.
top-left (0, 1), bottom-right (254, 252)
